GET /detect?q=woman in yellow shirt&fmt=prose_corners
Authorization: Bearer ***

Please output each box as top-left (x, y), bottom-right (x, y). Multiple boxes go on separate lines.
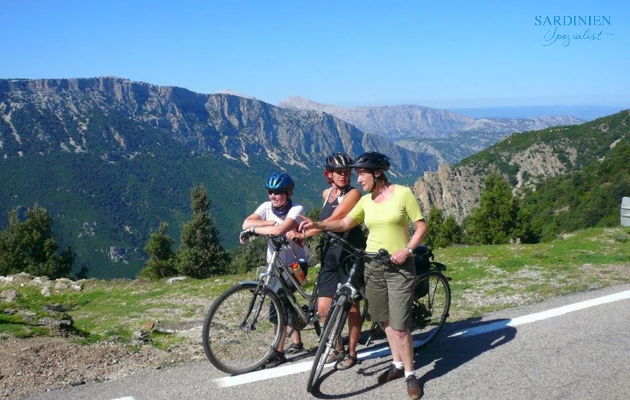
top-left (299, 152), bottom-right (427, 400)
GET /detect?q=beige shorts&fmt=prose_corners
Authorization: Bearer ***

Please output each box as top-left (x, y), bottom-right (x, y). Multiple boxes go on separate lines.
top-left (364, 256), bottom-right (415, 330)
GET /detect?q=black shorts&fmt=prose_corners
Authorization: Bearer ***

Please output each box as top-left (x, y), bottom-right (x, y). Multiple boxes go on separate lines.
top-left (318, 243), bottom-right (363, 298)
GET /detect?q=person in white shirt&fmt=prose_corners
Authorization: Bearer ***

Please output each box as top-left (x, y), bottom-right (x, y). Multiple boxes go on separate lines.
top-left (240, 172), bottom-right (308, 367)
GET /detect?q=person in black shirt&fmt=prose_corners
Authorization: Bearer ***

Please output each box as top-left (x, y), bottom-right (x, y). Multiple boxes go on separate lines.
top-left (289, 153), bottom-right (365, 369)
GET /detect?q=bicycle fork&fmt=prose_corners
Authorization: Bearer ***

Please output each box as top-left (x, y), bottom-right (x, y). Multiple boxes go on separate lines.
top-left (240, 283), bottom-right (268, 332)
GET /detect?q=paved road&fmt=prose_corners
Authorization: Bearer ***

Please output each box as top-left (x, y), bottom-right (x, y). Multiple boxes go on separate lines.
top-left (26, 283), bottom-right (630, 400)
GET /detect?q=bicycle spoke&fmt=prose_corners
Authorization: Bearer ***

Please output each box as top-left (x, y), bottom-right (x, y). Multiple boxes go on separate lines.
top-left (411, 272), bottom-right (451, 349)
top-left (203, 283), bottom-right (284, 374)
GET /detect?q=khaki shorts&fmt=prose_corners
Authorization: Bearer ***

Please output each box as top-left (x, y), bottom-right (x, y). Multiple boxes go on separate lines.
top-left (364, 257), bottom-right (415, 331)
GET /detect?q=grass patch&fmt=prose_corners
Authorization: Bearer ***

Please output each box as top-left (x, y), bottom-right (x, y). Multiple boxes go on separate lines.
top-left (1, 227), bottom-right (629, 351)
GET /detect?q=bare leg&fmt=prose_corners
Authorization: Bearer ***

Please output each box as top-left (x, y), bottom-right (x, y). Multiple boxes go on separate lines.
top-left (317, 296), bottom-right (333, 323)
top-left (346, 300), bottom-right (362, 357)
top-left (318, 296), bottom-right (344, 352)
top-left (290, 327), bottom-right (302, 345)
top-left (384, 322), bottom-right (414, 372)
top-left (275, 323), bottom-right (287, 352)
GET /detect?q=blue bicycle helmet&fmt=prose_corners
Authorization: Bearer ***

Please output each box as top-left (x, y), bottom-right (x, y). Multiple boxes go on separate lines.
top-left (265, 173), bottom-right (295, 192)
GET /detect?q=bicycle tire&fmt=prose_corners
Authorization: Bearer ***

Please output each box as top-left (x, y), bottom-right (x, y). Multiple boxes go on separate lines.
top-left (306, 296), bottom-right (347, 393)
top-left (411, 271), bottom-right (451, 349)
top-left (202, 282), bottom-right (285, 375)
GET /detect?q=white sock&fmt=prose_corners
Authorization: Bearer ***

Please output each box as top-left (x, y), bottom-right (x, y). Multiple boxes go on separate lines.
top-left (393, 361), bottom-right (404, 370)
top-left (405, 370), bottom-right (416, 378)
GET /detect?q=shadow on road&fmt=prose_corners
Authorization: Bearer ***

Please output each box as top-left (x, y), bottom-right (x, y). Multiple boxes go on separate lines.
top-left (310, 318), bottom-right (517, 398)
top-left (417, 318), bottom-right (517, 384)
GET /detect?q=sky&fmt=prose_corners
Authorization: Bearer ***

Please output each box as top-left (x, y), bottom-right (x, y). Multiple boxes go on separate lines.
top-left (1, 0), bottom-right (629, 109)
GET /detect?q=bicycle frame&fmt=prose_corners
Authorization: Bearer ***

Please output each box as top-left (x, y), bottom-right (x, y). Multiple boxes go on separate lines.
top-left (240, 235), bottom-right (317, 328)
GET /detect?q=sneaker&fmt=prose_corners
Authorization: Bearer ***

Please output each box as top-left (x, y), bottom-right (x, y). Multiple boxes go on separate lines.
top-left (406, 375), bottom-right (424, 399)
top-left (377, 364), bottom-right (405, 384)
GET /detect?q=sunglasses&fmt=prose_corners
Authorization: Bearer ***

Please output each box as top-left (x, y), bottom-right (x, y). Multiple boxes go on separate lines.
top-left (333, 169), bottom-right (351, 176)
top-left (268, 190), bottom-right (287, 195)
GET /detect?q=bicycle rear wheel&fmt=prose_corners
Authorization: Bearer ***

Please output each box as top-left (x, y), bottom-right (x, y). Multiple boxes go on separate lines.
top-left (411, 271), bottom-right (451, 349)
top-left (306, 296), bottom-right (347, 393)
top-left (202, 282), bottom-right (285, 375)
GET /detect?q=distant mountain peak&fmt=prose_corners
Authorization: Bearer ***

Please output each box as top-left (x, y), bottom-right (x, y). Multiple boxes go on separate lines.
top-left (278, 96), bottom-right (474, 139)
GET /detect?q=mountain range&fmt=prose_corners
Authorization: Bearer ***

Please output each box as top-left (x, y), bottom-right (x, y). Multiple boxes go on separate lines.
top-left (0, 77), bottom-right (435, 278)
top-left (278, 96), bottom-right (583, 164)
top-left (0, 77), bottom-right (622, 279)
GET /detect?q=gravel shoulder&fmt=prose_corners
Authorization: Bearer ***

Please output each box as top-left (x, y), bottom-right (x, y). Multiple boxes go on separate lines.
top-left (0, 335), bottom-right (203, 400)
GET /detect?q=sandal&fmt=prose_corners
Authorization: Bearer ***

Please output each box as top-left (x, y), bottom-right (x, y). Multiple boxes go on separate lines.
top-left (326, 348), bottom-right (346, 364)
top-left (263, 351), bottom-right (286, 368)
top-left (335, 354), bottom-right (358, 370)
top-left (286, 342), bottom-right (304, 355)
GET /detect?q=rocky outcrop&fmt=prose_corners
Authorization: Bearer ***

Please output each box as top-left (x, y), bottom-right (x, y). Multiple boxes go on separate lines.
top-left (414, 163), bottom-right (485, 222)
top-left (413, 111), bottom-right (630, 222)
top-left (0, 273), bottom-right (83, 297)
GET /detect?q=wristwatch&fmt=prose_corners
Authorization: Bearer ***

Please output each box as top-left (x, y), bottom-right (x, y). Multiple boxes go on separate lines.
top-left (405, 247), bottom-right (413, 254)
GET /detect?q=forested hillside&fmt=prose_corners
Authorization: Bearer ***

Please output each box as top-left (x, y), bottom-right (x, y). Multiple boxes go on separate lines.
top-left (0, 77), bottom-right (435, 278)
top-left (415, 110), bottom-right (630, 225)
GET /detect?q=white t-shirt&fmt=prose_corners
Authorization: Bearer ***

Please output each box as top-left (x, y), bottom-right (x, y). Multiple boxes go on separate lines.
top-left (254, 201), bottom-right (308, 265)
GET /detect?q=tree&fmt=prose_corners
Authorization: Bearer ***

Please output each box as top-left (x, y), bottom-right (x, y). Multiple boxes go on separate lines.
top-left (228, 237), bottom-right (267, 274)
top-left (139, 221), bottom-right (177, 279)
top-left (464, 173), bottom-right (520, 245)
top-left (176, 185), bottom-right (230, 278)
top-left (425, 207), bottom-right (462, 249)
top-left (424, 207), bottom-right (445, 249)
top-left (441, 215), bottom-right (463, 247)
top-left (0, 204), bottom-right (74, 278)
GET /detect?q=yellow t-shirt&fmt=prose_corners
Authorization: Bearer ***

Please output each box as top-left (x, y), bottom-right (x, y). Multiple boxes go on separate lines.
top-left (348, 185), bottom-right (424, 253)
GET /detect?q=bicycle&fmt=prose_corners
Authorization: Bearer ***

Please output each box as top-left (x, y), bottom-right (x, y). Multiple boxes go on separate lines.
top-left (306, 231), bottom-right (451, 392)
top-left (202, 234), bottom-right (321, 375)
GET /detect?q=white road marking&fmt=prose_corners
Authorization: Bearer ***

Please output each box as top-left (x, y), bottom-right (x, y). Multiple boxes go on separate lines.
top-left (111, 397), bottom-right (136, 400)
top-left (214, 289), bottom-right (630, 388)
top-left (448, 289), bottom-right (630, 339)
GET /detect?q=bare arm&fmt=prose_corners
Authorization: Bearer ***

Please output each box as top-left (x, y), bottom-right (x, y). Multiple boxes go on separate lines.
top-left (390, 219), bottom-right (428, 265)
top-left (242, 213), bottom-right (276, 230)
top-left (245, 214), bottom-right (298, 237)
top-left (301, 188), bottom-right (361, 239)
top-left (299, 214), bottom-right (358, 233)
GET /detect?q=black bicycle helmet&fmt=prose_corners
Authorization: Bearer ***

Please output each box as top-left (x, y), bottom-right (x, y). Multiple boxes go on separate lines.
top-left (325, 152), bottom-right (353, 170)
top-left (349, 152), bottom-right (391, 171)
top-left (265, 172), bottom-right (295, 192)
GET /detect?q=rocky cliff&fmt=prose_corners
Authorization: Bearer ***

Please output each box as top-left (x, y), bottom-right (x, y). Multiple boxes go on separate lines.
top-left (278, 96), bottom-right (584, 165)
top-left (0, 78), bottom-right (437, 173)
top-left (414, 111), bottom-right (630, 222)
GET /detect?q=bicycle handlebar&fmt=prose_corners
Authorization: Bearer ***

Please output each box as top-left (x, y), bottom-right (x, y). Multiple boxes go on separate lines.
top-left (321, 231), bottom-right (392, 266)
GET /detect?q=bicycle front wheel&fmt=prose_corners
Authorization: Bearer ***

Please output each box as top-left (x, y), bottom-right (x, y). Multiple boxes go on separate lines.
top-left (411, 271), bottom-right (451, 349)
top-left (306, 296), bottom-right (347, 393)
top-left (202, 282), bottom-right (285, 375)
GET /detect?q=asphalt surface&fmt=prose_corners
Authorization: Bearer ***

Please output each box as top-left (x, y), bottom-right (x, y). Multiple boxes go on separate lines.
top-left (26, 283), bottom-right (630, 400)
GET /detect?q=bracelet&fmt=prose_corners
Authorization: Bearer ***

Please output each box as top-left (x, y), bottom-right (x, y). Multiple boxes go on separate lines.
top-left (405, 246), bottom-right (413, 254)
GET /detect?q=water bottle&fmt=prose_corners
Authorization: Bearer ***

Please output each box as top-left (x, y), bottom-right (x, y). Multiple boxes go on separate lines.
top-left (290, 262), bottom-right (307, 285)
